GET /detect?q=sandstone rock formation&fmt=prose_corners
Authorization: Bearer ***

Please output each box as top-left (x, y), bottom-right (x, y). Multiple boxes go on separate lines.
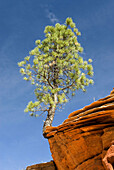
top-left (102, 141), bottom-right (114, 170)
top-left (45, 88), bottom-right (114, 170)
top-left (26, 161), bottom-right (57, 170)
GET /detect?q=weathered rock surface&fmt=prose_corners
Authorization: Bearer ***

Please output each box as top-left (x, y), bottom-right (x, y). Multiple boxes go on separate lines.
top-left (26, 161), bottom-right (57, 170)
top-left (102, 141), bottom-right (114, 170)
top-left (45, 88), bottom-right (114, 170)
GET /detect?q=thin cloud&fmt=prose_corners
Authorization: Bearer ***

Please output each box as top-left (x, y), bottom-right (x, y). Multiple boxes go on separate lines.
top-left (46, 9), bottom-right (59, 23)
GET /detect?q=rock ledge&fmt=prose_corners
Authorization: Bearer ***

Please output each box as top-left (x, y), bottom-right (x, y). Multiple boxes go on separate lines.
top-left (44, 88), bottom-right (114, 170)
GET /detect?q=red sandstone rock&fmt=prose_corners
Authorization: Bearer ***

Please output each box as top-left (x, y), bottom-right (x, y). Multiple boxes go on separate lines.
top-left (111, 88), bottom-right (114, 94)
top-left (45, 88), bottom-right (114, 170)
top-left (26, 161), bottom-right (57, 170)
top-left (102, 141), bottom-right (114, 170)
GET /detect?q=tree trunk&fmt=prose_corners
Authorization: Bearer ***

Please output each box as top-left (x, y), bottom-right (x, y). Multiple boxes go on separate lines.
top-left (43, 106), bottom-right (56, 137)
top-left (43, 92), bottom-right (57, 138)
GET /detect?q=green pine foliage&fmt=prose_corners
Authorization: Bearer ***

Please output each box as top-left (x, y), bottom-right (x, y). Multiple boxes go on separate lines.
top-left (18, 17), bottom-right (94, 117)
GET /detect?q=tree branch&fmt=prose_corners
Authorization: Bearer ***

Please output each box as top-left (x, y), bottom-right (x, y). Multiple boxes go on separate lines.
top-left (47, 72), bottom-right (54, 88)
top-left (61, 81), bottom-right (75, 90)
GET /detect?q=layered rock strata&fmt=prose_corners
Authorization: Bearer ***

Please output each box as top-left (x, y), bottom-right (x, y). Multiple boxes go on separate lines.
top-left (26, 161), bottom-right (57, 170)
top-left (45, 88), bottom-right (114, 170)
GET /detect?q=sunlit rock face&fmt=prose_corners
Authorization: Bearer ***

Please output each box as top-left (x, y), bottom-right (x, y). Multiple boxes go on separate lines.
top-left (45, 88), bottom-right (114, 170)
top-left (26, 161), bottom-right (57, 170)
top-left (102, 141), bottom-right (114, 170)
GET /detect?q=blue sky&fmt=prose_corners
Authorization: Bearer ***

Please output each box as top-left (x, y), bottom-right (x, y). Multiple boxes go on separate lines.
top-left (0, 0), bottom-right (114, 169)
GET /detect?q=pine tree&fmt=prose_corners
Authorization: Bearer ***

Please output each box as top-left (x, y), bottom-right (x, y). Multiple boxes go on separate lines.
top-left (18, 18), bottom-right (94, 137)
